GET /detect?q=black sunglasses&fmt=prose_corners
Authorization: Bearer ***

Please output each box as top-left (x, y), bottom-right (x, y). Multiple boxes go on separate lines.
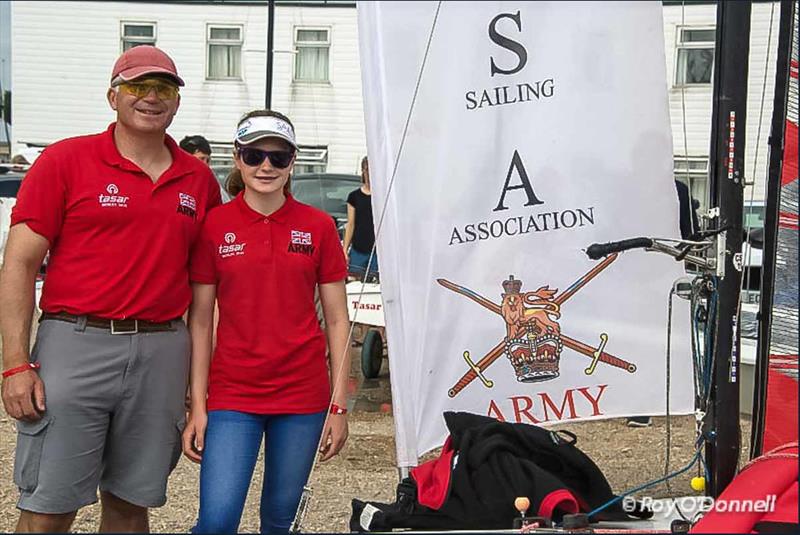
top-left (237, 147), bottom-right (295, 169)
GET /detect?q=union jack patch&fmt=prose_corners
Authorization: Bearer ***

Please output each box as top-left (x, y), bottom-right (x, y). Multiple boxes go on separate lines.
top-left (179, 193), bottom-right (197, 211)
top-left (291, 230), bottom-right (312, 245)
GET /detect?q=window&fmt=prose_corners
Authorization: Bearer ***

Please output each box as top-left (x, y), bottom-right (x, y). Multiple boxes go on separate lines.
top-left (743, 202), bottom-right (766, 231)
top-left (675, 27), bottom-right (715, 86)
top-left (121, 22), bottom-right (156, 52)
top-left (294, 28), bottom-right (330, 82)
top-left (207, 25), bottom-right (243, 80)
top-left (674, 156), bottom-right (709, 220)
top-left (293, 146), bottom-right (328, 174)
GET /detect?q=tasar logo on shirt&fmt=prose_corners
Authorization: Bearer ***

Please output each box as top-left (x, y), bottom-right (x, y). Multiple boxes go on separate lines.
top-left (288, 230), bottom-right (315, 256)
top-left (218, 231), bottom-right (247, 258)
top-left (177, 192), bottom-right (197, 219)
top-left (98, 183), bottom-right (129, 208)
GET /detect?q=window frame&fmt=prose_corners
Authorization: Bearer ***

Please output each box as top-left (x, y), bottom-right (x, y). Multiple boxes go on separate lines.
top-left (120, 21), bottom-right (157, 52)
top-left (293, 26), bottom-right (332, 84)
top-left (206, 23), bottom-right (245, 81)
top-left (294, 145), bottom-right (329, 174)
top-left (674, 25), bottom-right (716, 87)
top-left (674, 155), bottom-right (710, 222)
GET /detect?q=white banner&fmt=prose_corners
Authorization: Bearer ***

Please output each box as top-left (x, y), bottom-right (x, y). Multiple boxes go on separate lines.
top-left (358, 1), bottom-right (694, 467)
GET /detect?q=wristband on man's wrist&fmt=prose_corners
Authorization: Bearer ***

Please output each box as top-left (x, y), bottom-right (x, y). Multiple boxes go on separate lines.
top-left (2, 362), bottom-right (41, 379)
top-left (329, 403), bottom-right (347, 415)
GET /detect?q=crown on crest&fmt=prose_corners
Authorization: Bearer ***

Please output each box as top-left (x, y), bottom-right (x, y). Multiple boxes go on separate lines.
top-left (502, 275), bottom-right (523, 294)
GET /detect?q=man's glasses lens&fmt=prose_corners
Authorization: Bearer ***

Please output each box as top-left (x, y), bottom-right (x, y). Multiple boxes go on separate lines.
top-left (239, 148), bottom-right (294, 169)
top-left (121, 81), bottom-right (179, 100)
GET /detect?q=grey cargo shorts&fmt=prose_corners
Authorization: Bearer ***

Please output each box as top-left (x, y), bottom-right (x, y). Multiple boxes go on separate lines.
top-left (13, 318), bottom-right (189, 514)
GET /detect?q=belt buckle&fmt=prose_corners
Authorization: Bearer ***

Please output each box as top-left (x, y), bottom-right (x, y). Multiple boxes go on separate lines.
top-left (110, 319), bottom-right (139, 335)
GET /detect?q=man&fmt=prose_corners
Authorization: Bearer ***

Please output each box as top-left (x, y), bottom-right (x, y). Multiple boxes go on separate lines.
top-left (179, 135), bottom-right (212, 165)
top-left (0, 45), bottom-right (221, 532)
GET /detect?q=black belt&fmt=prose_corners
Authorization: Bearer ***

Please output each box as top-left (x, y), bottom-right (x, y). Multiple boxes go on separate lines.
top-left (41, 312), bottom-right (179, 334)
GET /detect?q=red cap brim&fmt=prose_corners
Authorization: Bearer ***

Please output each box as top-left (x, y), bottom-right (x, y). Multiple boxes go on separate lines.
top-left (115, 66), bottom-right (185, 87)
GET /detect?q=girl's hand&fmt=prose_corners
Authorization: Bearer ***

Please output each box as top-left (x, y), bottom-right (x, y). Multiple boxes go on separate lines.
top-left (319, 413), bottom-right (349, 461)
top-left (182, 409), bottom-right (208, 463)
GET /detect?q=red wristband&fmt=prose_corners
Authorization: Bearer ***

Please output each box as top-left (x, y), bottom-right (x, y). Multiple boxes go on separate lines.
top-left (2, 362), bottom-right (41, 379)
top-left (329, 403), bottom-right (347, 415)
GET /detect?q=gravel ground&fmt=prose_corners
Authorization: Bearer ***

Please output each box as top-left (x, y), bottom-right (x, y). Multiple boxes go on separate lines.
top-left (0, 328), bottom-right (753, 533)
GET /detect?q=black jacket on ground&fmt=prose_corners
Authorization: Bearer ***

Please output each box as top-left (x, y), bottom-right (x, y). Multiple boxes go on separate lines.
top-left (350, 412), bottom-right (651, 531)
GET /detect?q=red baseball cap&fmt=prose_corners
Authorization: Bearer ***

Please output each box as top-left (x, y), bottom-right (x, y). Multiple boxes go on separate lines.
top-left (110, 45), bottom-right (185, 87)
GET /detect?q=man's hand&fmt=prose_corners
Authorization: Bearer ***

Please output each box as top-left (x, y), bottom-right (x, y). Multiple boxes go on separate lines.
top-left (2, 369), bottom-right (46, 421)
top-left (319, 414), bottom-right (348, 462)
top-left (182, 409), bottom-right (208, 463)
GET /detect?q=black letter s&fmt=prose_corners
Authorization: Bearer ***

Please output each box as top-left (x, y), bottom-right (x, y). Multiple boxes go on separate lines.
top-left (488, 11), bottom-right (527, 77)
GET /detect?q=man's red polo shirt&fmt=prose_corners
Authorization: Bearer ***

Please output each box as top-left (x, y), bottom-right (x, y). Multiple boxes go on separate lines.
top-left (190, 193), bottom-right (347, 414)
top-left (11, 123), bottom-right (222, 322)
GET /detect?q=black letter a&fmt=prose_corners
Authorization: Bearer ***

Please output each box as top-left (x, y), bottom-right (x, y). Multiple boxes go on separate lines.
top-left (493, 150), bottom-right (543, 212)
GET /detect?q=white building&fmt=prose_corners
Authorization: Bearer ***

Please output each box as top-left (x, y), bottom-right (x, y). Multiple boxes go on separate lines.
top-left (663, 0), bottom-right (781, 220)
top-left (7, 0), bottom-right (783, 209)
top-left (9, 0), bottom-right (365, 175)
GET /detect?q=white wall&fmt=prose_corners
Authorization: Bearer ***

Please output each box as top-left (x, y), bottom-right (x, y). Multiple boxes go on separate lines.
top-left (272, 6), bottom-right (366, 175)
top-left (10, 1), bottom-right (365, 174)
top-left (663, 1), bottom-right (782, 204)
top-left (10, 1), bottom-right (783, 184)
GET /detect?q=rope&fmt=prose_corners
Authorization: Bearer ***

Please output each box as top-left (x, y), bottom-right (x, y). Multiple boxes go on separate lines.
top-left (664, 286), bottom-right (677, 493)
top-left (587, 435), bottom-right (707, 519)
top-left (291, 3), bottom-right (445, 531)
top-left (679, 1), bottom-right (698, 223)
top-left (742, 1), bottom-right (777, 301)
top-left (736, 1), bottom-right (777, 472)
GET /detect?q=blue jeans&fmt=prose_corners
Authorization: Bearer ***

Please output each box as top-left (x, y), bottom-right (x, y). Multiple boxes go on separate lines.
top-left (348, 247), bottom-right (379, 277)
top-left (192, 410), bottom-right (326, 534)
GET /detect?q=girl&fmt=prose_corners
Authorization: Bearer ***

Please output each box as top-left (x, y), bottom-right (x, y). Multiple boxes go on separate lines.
top-left (184, 110), bottom-right (351, 533)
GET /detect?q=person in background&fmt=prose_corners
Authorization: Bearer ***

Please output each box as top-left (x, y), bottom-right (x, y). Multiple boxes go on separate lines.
top-left (343, 156), bottom-right (378, 279)
top-left (180, 135), bottom-right (212, 165)
top-left (183, 109), bottom-right (350, 534)
top-left (0, 45), bottom-right (221, 532)
top-left (627, 179), bottom-right (700, 428)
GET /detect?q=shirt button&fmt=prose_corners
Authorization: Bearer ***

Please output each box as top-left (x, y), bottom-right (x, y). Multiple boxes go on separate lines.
top-left (264, 219), bottom-right (270, 224)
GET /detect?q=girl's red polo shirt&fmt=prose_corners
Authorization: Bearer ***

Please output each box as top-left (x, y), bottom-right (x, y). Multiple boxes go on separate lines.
top-left (11, 123), bottom-right (222, 322)
top-left (190, 193), bottom-right (348, 414)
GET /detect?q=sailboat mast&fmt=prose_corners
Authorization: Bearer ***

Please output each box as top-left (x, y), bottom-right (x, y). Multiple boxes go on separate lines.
top-left (705, 0), bottom-right (752, 498)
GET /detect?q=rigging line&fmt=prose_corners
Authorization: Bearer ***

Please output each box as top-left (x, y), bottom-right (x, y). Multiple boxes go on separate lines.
top-left (679, 0), bottom-right (697, 228)
top-left (736, 1), bottom-right (776, 471)
top-left (336, 0), bottom-right (444, 411)
top-left (742, 1), bottom-right (777, 312)
top-left (291, 3), bottom-right (444, 531)
top-left (360, 0), bottom-right (444, 291)
top-left (664, 286), bottom-right (676, 494)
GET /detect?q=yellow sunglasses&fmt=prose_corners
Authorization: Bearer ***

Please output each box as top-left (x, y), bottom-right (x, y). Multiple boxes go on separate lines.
top-left (118, 79), bottom-right (180, 101)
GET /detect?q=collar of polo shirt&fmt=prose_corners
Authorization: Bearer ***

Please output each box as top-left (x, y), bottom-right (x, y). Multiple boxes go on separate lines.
top-left (235, 191), bottom-right (296, 224)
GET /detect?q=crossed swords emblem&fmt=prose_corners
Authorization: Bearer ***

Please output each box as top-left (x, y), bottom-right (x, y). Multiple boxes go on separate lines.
top-left (437, 253), bottom-right (637, 398)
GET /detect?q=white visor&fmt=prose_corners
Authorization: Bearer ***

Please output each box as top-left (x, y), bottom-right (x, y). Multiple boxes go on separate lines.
top-left (235, 116), bottom-right (297, 150)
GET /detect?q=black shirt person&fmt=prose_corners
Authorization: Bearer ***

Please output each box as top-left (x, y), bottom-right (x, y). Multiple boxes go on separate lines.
top-left (343, 156), bottom-right (378, 278)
